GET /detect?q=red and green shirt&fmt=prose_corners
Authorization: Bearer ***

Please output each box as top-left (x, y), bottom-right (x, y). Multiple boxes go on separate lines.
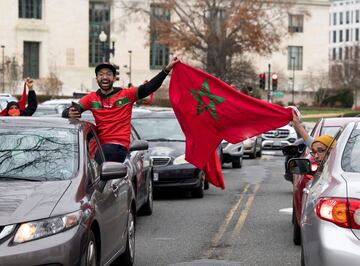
top-left (79, 88), bottom-right (138, 149)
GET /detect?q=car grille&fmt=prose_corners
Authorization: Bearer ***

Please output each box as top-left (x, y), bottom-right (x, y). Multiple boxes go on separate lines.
top-left (151, 156), bottom-right (171, 166)
top-left (263, 129), bottom-right (289, 139)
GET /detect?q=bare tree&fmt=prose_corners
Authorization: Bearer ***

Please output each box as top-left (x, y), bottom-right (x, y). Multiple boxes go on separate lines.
top-left (36, 64), bottom-right (63, 96)
top-left (121, 0), bottom-right (296, 83)
top-left (3, 56), bottom-right (22, 94)
top-left (329, 46), bottom-right (360, 108)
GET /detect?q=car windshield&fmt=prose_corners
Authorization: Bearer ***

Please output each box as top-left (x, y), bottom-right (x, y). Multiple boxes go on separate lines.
top-left (0, 127), bottom-right (78, 181)
top-left (132, 117), bottom-right (185, 141)
top-left (321, 126), bottom-right (341, 137)
top-left (342, 128), bottom-right (360, 173)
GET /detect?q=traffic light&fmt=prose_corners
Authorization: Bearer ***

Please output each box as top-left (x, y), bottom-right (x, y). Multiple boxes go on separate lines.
top-left (259, 73), bottom-right (265, 89)
top-left (271, 73), bottom-right (278, 91)
top-left (113, 64), bottom-right (120, 81)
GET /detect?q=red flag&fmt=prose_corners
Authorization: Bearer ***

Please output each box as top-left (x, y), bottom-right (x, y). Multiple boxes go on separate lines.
top-left (169, 62), bottom-right (292, 170)
top-left (204, 151), bottom-right (224, 189)
top-left (0, 82), bottom-right (27, 116)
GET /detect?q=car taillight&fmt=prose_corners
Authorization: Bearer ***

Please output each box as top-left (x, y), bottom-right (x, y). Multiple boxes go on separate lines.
top-left (316, 198), bottom-right (360, 229)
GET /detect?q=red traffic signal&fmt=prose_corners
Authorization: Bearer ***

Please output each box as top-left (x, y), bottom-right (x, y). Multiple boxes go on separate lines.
top-left (259, 73), bottom-right (265, 89)
top-left (271, 73), bottom-right (278, 91)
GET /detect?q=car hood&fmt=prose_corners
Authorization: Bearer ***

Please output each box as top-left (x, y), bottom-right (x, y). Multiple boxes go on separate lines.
top-left (148, 141), bottom-right (185, 158)
top-left (0, 180), bottom-right (71, 225)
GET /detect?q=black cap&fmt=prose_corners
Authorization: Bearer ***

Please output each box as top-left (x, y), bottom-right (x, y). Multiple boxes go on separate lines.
top-left (95, 63), bottom-right (116, 76)
top-left (6, 101), bottom-right (19, 110)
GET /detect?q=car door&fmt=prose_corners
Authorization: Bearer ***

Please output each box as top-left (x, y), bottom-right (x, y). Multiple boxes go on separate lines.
top-left (86, 128), bottom-right (129, 262)
top-left (130, 127), bottom-right (148, 206)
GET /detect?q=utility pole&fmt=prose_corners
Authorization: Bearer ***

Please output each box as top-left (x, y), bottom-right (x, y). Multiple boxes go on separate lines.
top-left (128, 50), bottom-right (132, 87)
top-left (267, 63), bottom-right (271, 102)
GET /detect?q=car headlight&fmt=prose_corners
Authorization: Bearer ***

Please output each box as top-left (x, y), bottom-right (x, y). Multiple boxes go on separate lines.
top-left (13, 210), bottom-right (81, 244)
top-left (173, 154), bottom-right (188, 165)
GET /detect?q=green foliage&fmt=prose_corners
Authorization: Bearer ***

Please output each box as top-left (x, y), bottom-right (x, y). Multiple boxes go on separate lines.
top-left (322, 88), bottom-right (353, 108)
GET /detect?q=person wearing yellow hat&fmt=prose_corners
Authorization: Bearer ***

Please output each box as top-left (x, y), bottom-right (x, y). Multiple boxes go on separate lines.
top-left (291, 109), bottom-right (336, 164)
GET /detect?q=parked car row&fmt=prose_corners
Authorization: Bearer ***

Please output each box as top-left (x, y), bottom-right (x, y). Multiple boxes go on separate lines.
top-left (284, 116), bottom-right (360, 266)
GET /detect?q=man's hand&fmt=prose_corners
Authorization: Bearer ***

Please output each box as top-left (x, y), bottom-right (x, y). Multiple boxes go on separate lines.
top-left (26, 78), bottom-right (34, 91)
top-left (164, 56), bottom-right (180, 73)
top-left (68, 107), bottom-right (81, 119)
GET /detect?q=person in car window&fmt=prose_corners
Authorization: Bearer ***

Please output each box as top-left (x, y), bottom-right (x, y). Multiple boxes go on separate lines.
top-left (291, 109), bottom-right (336, 164)
top-left (2, 78), bottom-right (37, 116)
top-left (62, 57), bottom-right (179, 163)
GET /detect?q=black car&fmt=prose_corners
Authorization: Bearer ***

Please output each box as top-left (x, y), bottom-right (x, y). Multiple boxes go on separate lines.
top-left (0, 117), bottom-right (140, 266)
top-left (132, 110), bottom-right (206, 198)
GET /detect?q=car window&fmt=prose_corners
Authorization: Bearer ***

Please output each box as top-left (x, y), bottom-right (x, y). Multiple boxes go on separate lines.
top-left (342, 128), bottom-right (360, 173)
top-left (320, 126), bottom-right (341, 137)
top-left (132, 118), bottom-right (185, 141)
top-left (0, 127), bottom-right (78, 181)
top-left (86, 128), bottom-right (104, 183)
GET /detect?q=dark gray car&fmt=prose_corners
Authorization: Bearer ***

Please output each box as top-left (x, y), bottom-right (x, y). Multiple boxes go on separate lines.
top-left (0, 117), bottom-right (138, 266)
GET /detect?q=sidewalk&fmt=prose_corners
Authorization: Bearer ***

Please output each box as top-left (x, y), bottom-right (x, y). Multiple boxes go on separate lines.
top-left (302, 113), bottom-right (343, 118)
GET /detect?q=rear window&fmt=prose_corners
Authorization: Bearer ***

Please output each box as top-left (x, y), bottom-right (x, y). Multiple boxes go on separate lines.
top-left (320, 126), bottom-right (341, 137)
top-left (0, 127), bottom-right (79, 181)
top-left (342, 129), bottom-right (360, 173)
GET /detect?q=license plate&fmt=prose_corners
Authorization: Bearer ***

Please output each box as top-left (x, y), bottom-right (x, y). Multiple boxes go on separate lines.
top-left (273, 141), bottom-right (282, 147)
top-left (153, 173), bottom-right (159, 181)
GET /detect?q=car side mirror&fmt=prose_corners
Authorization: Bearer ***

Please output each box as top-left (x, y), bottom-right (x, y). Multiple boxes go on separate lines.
top-left (100, 162), bottom-right (127, 181)
top-left (129, 140), bottom-right (148, 152)
top-left (288, 158), bottom-right (312, 175)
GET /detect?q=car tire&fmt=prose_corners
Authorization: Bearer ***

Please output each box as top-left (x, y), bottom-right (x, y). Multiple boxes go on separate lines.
top-left (256, 147), bottom-right (262, 157)
top-left (249, 146), bottom-right (256, 159)
top-left (192, 184), bottom-right (204, 198)
top-left (81, 230), bottom-right (97, 266)
top-left (293, 215), bottom-right (301, 246)
top-left (116, 209), bottom-right (135, 266)
top-left (139, 179), bottom-right (153, 216)
top-left (204, 180), bottom-right (209, 190)
top-left (232, 157), bottom-right (242, 168)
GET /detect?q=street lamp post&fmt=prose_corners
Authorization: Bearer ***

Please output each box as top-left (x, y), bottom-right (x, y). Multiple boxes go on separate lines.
top-left (98, 31), bottom-right (115, 62)
top-left (1, 45), bottom-right (4, 92)
top-left (291, 57), bottom-right (295, 104)
top-left (128, 50), bottom-right (132, 87)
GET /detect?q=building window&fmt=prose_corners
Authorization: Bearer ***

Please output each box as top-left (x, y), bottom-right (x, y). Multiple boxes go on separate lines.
top-left (288, 46), bottom-right (303, 70)
top-left (89, 2), bottom-right (110, 67)
top-left (19, 0), bottom-right (42, 19)
top-left (346, 11), bottom-right (350, 24)
top-left (23, 41), bottom-right (39, 79)
top-left (356, 28), bottom-right (359, 41)
top-left (355, 46), bottom-right (359, 59)
top-left (340, 30), bottom-right (343, 42)
top-left (333, 31), bottom-right (337, 43)
top-left (340, 12), bottom-right (343, 24)
top-left (333, 12), bottom-right (337, 25)
top-left (339, 47), bottom-right (343, 60)
top-left (346, 29), bottom-right (350, 41)
top-left (332, 48), bottom-right (336, 60)
top-left (345, 47), bottom-right (349, 59)
top-left (356, 10), bottom-right (359, 23)
top-left (150, 3), bottom-right (170, 69)
top-left (288, 14), bottom-right (303, 33)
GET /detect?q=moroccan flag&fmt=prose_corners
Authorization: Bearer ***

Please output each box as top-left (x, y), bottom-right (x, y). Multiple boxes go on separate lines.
top-left (0, 82), bottom-right (27, 116)
top-left (204, 151), bottom-right (225, 189)
top-left (169, 62), bottom-right (292, 172)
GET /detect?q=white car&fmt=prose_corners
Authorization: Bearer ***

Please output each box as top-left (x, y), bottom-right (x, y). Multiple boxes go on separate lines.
top-left (221, 140), bottom-right (244, 168)
top-left (243, 135), bottom-right (262, 158)
top-left (262, 124), bottom-right (298, 150)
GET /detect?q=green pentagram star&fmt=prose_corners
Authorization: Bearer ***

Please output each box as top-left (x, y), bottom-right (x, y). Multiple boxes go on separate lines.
top-left (189, 79), bottom-right (225, 120)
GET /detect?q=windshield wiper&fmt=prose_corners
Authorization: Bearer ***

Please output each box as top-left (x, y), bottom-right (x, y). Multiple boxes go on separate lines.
top-left (0, 176), bottom-right (42, 182)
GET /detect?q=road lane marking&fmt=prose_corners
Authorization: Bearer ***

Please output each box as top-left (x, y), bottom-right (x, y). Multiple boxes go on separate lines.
top-left (233, 184), bottom-right (260, 235)
top-left (279, 207), bottom-right (293, 215)
top-left (205, 184), bottom-right (250, 258)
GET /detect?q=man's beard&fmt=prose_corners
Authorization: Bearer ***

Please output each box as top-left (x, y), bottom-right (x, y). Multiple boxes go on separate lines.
top-left (98, 80), bottom-right (114, 91)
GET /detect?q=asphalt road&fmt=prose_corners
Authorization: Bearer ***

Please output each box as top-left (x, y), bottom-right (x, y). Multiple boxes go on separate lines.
top-left (133, 151), bottom-right (301, 266)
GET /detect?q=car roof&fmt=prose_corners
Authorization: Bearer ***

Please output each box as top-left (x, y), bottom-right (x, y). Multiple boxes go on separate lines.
top-left (132, 109), bottom-right (176, 119)
top-left (0, 117), bottom-right (93, 129)
top-left (321, 117), bottom-right (360, 127)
